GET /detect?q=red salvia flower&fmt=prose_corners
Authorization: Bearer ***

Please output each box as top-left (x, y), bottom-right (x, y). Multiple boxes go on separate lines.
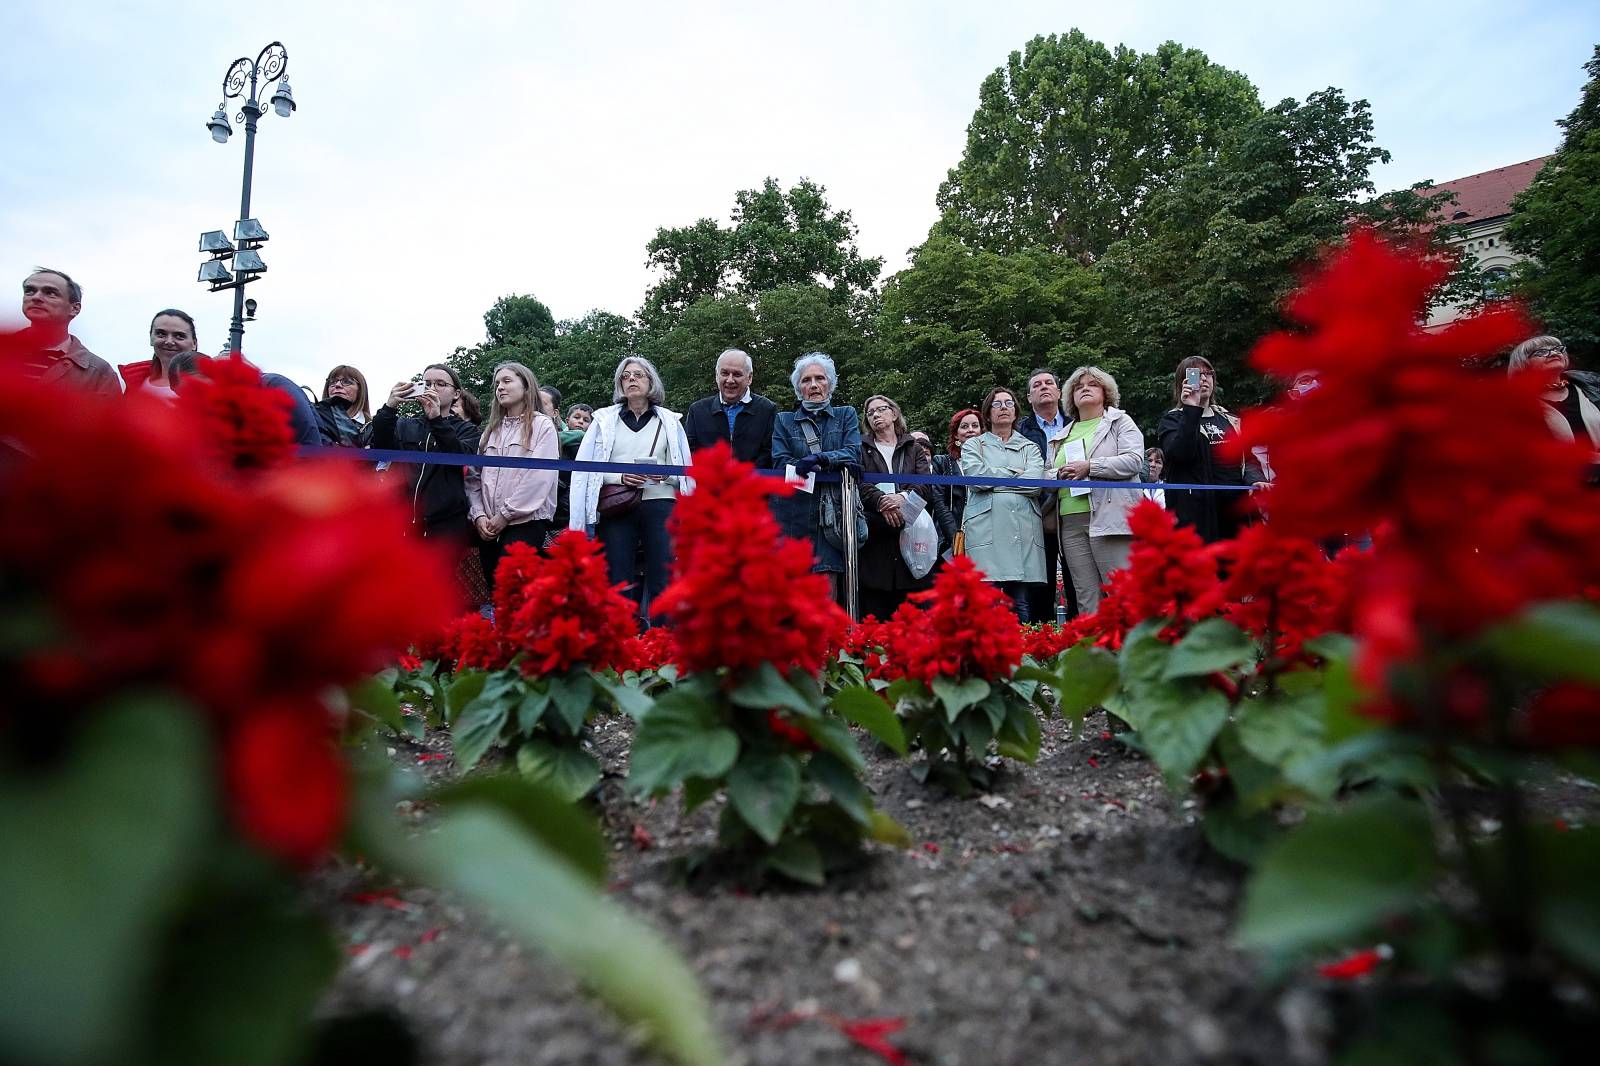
top-left (224, 700), bottom-right (348, 868)
top-left (1198, 524), bottom-right (1348, 662)
top-left (877, 555), bottom-right (1023, 684)
top-left (492, 533), bottom-right (640, 676)
top-left (653, 443), bottom-right (850, 675)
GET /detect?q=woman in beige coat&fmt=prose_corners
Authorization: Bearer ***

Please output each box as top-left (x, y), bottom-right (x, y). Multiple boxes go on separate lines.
top-left (960, 385), bottom-right (1047, 619)
top-left (1049, 366), bottom-right (1145, 615)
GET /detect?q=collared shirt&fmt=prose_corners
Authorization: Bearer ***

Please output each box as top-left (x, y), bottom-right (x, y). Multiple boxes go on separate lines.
top-left (1033, 408), bottom-right (1066, 439)
top-left (720, 389), bottom-right (752, 435)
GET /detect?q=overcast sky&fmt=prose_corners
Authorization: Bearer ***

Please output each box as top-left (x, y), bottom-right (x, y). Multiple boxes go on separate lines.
top-left (3, 0), bottom-right (1595, 396)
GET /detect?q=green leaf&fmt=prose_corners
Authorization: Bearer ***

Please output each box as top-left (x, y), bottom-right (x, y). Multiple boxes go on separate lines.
top-left (592, 672), bottom-right (654, 720)
top-left (806, 751), bottom-right (871, 826)
top-left (829, 684), bottom-right (908, 756)
top-left (727, 753), bottom-right (802, 845)
top-left (145, 873), bottom-right (337, 1066)
top-left (1486, 601), bottom-right (1600, 684)
top-left (1533, 825), bottom-right (1600, 976)
top-left (1302, 632), bottom-right (1356, 663)
top-left (0, 700), bottom-right (209, 1065)
top-left (1238, 797), bottom-right (1439, 954)
top-left (1235, 689), bottom-right (1326, 769)
top-left (451, 696), bottom-right (509, 770)
top-left (517, 740), bottom-right (602, 803)
top-left (957, 706), bottom-right (997, 754)
top-left (428, 774), bottom-right (607, 884)
top-left (797, 713), bottom-right (866, 773)
top-left (932, 676), bottom-right (991, 722)
top-left (1201, 804), bottom-right (1279, 866)
top-left (1055, 642), bottom-right (1122, 719)
top-left (628, 689), bottom-right (739, 796)
top-left (995, 700), bottom-right (1042, 763)
top-left (883, 676), bottom-right (929, 707)
top-left (347, 675), bottom-right (406, 735)
top-left (515, 684), bottom-right (552, 734)
top-left (547, 671), bottom-right (596, 735)
top-left (682, 776), bottom-right (718, 814)
top-left (373, 807), bottom-right (724, 1066)
top-left (1216, 723), bottom-right (1285, 813)
top-left (1138, 688), bottom-right (1231, 786)
top-left (1163, 618), bottom-right (1255, 680)
top-left (728, 661), bottom-right (817, 716)
top-left (867, 809), bottom-right (913, 848)
top-left (765, 835), bottom-right (824, 886)
top-left (445, 669), bottom-right (490, 721)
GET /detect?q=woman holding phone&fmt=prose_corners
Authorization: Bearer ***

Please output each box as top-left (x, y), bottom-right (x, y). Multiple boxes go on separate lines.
top-left (1155, 356), bottom-right (1261, 543)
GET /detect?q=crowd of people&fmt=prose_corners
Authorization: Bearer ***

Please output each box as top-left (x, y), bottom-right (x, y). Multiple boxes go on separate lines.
top-left (17, 265), bottom-right (1594, 626)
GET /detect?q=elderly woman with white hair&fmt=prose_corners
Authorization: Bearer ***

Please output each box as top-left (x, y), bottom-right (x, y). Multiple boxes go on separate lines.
top-left (570, 355), bottom-right (692, 621)
top-left (1508, 335), bottom-right (1600, 452)
top-left (1049, 365), bottom-right (1146, 615)
top-left (771, 351), bottom-right (864, 601)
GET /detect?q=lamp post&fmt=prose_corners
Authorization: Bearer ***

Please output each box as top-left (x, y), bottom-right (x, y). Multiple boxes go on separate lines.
top-left (199, 41), bottom-right (295, 356)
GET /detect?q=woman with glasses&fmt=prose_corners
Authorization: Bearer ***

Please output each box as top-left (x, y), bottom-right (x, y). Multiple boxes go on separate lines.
top-left (857, 394), bottom-right (956, 620)
top-left (960, 385), bottom-right (1046, 618)
top-left (315, 365), bottom-right (372, 446)
top-left (370, 364), bottom-right (480, 541)
top-left (569, 356), bottom-right (692, 623)
top-left (1156, 356), bottom-right (1261, 543)
top-left (1508, 336), bottom-right (1600, 452)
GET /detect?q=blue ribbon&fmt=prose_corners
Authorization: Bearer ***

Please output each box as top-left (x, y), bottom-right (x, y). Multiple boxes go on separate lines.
top-left (306, 446), bottom-right (1254, 493)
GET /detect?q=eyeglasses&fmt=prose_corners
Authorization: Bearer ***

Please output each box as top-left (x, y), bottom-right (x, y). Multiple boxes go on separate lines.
top-left (329, 376), bottom-right (358, 387)
top-left (990, 398), bottom-right (1017, 409)
top-left (1530, 345), bottom-right (1567, 359)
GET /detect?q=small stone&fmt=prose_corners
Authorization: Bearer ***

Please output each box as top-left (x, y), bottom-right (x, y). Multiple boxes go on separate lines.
top-left (833, 958), bottom-right (863, 984)
top-left (1186, 1015), bottom-right (1227, 1058)
top-left (906, 882), bottom-right (936, 898)
top-left (904, 799), bottom-right (924, 810)
top-left (894, 933), bottom-right (917, 950)
top-left (978, 794), bottom-right (1012, 810)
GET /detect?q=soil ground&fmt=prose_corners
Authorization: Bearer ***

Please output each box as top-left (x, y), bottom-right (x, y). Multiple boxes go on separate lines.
top-left (314, 712), bottom-right (1598, 1066)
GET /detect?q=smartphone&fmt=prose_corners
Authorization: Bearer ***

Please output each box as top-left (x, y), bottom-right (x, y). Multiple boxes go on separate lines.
top-left (406, 381), bottom-right (427, 399)
top-left (1184, 367), bottom-right (1201, 390)
top-left (634, 456), bottom-right (663, 481)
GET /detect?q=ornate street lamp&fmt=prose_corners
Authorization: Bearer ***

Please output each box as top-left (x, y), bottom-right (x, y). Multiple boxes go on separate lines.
top-left (198, 42), bottom-right (294, 355)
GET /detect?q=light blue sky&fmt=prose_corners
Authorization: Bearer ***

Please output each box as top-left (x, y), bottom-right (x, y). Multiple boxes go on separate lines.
top-left (3, 0), bottom-right (1595, 396)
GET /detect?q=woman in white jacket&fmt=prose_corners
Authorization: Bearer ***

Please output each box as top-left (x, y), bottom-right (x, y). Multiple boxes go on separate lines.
top-left (1049, 366), bottom-right (1146, 615)
top-left (569, 356), bottom-right (692, 620)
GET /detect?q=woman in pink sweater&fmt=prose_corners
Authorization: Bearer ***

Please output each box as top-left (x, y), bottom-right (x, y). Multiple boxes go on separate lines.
top-left (467, 361), bottom-right (559, 590)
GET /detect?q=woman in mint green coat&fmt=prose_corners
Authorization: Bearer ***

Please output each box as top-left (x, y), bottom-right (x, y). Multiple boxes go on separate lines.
top-left (960, 385), bottom-right (1047, 619)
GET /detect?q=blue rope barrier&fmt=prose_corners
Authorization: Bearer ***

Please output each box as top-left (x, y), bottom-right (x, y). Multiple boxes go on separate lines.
top-left (306, 446), bottom-right (1255, 493)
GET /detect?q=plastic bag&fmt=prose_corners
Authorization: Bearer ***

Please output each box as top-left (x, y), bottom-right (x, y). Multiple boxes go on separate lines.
top-left (899, 504), bottom-right (937, 579)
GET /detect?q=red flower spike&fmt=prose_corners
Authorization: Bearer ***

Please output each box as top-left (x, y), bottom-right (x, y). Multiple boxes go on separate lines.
top-left (653, 443), bottom-right (850, 675)
top-left (872, 556), bottom-right (1024, 684)
top-left (224, 702), bottom-right (347, 868)
top-left (176, 354), bottom-right (297, 474)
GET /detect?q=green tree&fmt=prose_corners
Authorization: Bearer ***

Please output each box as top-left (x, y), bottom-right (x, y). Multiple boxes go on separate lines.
top-left (640, 178), bottom-right (882, 331)
top-left (641, 284), bottom-right (875, 412)
top-left (540, 310), bottom-right (637, 410)
top-left (449, 294), bottom-right (560, 400)
top-left (1098, 89), bottom-right (1405, 427)
top-left (1507, 44), bottom-right (1600, 353)
top-left (869, 235), bottom-right (1106, 435)
top-left (935, 31), bottom-right (1261, 259)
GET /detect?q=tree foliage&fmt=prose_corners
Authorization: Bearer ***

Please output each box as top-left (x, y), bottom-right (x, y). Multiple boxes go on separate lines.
top-left (868, 236), bottom-right (1104, 434)
top-left (449, 294), bottom-right (560, 400)
top-left (640, 178), bottom-right (882, 331)
top-left (540, 311), bottom-right (637, 410)
top-left (1099, 89), bottom-right (1398, 425)
top-left (935, 31), bottom-right (1260, 259)
top-left (1508, 45), bottom-right (1600, 353)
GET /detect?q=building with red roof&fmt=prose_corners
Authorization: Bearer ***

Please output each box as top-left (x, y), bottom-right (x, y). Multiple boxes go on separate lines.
top-left (1425, 156), bottom-right (1548, 327)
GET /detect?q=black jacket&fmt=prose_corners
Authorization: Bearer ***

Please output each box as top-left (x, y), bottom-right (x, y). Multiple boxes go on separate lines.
top-left (1155, 404), bottom-right (1259, 544)
top-left (683, 393), bottom-right (778, 468)
top-left (369, 405), bottom-right (480, 538)
top-left (859, 435), bottom-right (957, 592)
top-left (1015, 411), bottom-right (1058, 510)
top-left (312, 399), bottom-right (366, 447)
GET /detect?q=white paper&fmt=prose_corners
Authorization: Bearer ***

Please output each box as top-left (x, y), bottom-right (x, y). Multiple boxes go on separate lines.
top-left (1059, 439), bottom-right (1091, 496)
top-left (784, 464), bottom-right (816, 493)
top-left (899, 490), bottom-right (927, 525)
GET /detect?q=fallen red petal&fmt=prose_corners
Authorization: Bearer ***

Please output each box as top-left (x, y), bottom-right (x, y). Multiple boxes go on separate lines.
top-left (392, 945), bottom-right (414, 960)
top-left (1317, 948), bottom-right (1382, 979)
top-left (631, 824), bottom-right (655, 850)
top-left (831, 1016), bottom-right (910, 1066)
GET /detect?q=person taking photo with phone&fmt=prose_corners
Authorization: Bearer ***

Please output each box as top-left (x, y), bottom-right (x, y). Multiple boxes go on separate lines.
top-left (369, 364), bottom-right (479, 542)
top-left (1155, 356), bottom-right (1263, 543)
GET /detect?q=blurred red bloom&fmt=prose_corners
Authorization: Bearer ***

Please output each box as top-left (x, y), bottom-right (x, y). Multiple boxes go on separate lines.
top-left (1, 380), bottom-right (454, 866)
top-left (225, 701), bottom-right (348, 868)
top-left (1199, 524), bottom-right (1348, 662)
top-left (1521, 684), bottom-right (1600, 748)
top-left (493, 534), bottom-right (639, 675)
top-left (176, 354), bottom-right (297, 473)
top-left (654, 443), bottom-right (849, 675)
